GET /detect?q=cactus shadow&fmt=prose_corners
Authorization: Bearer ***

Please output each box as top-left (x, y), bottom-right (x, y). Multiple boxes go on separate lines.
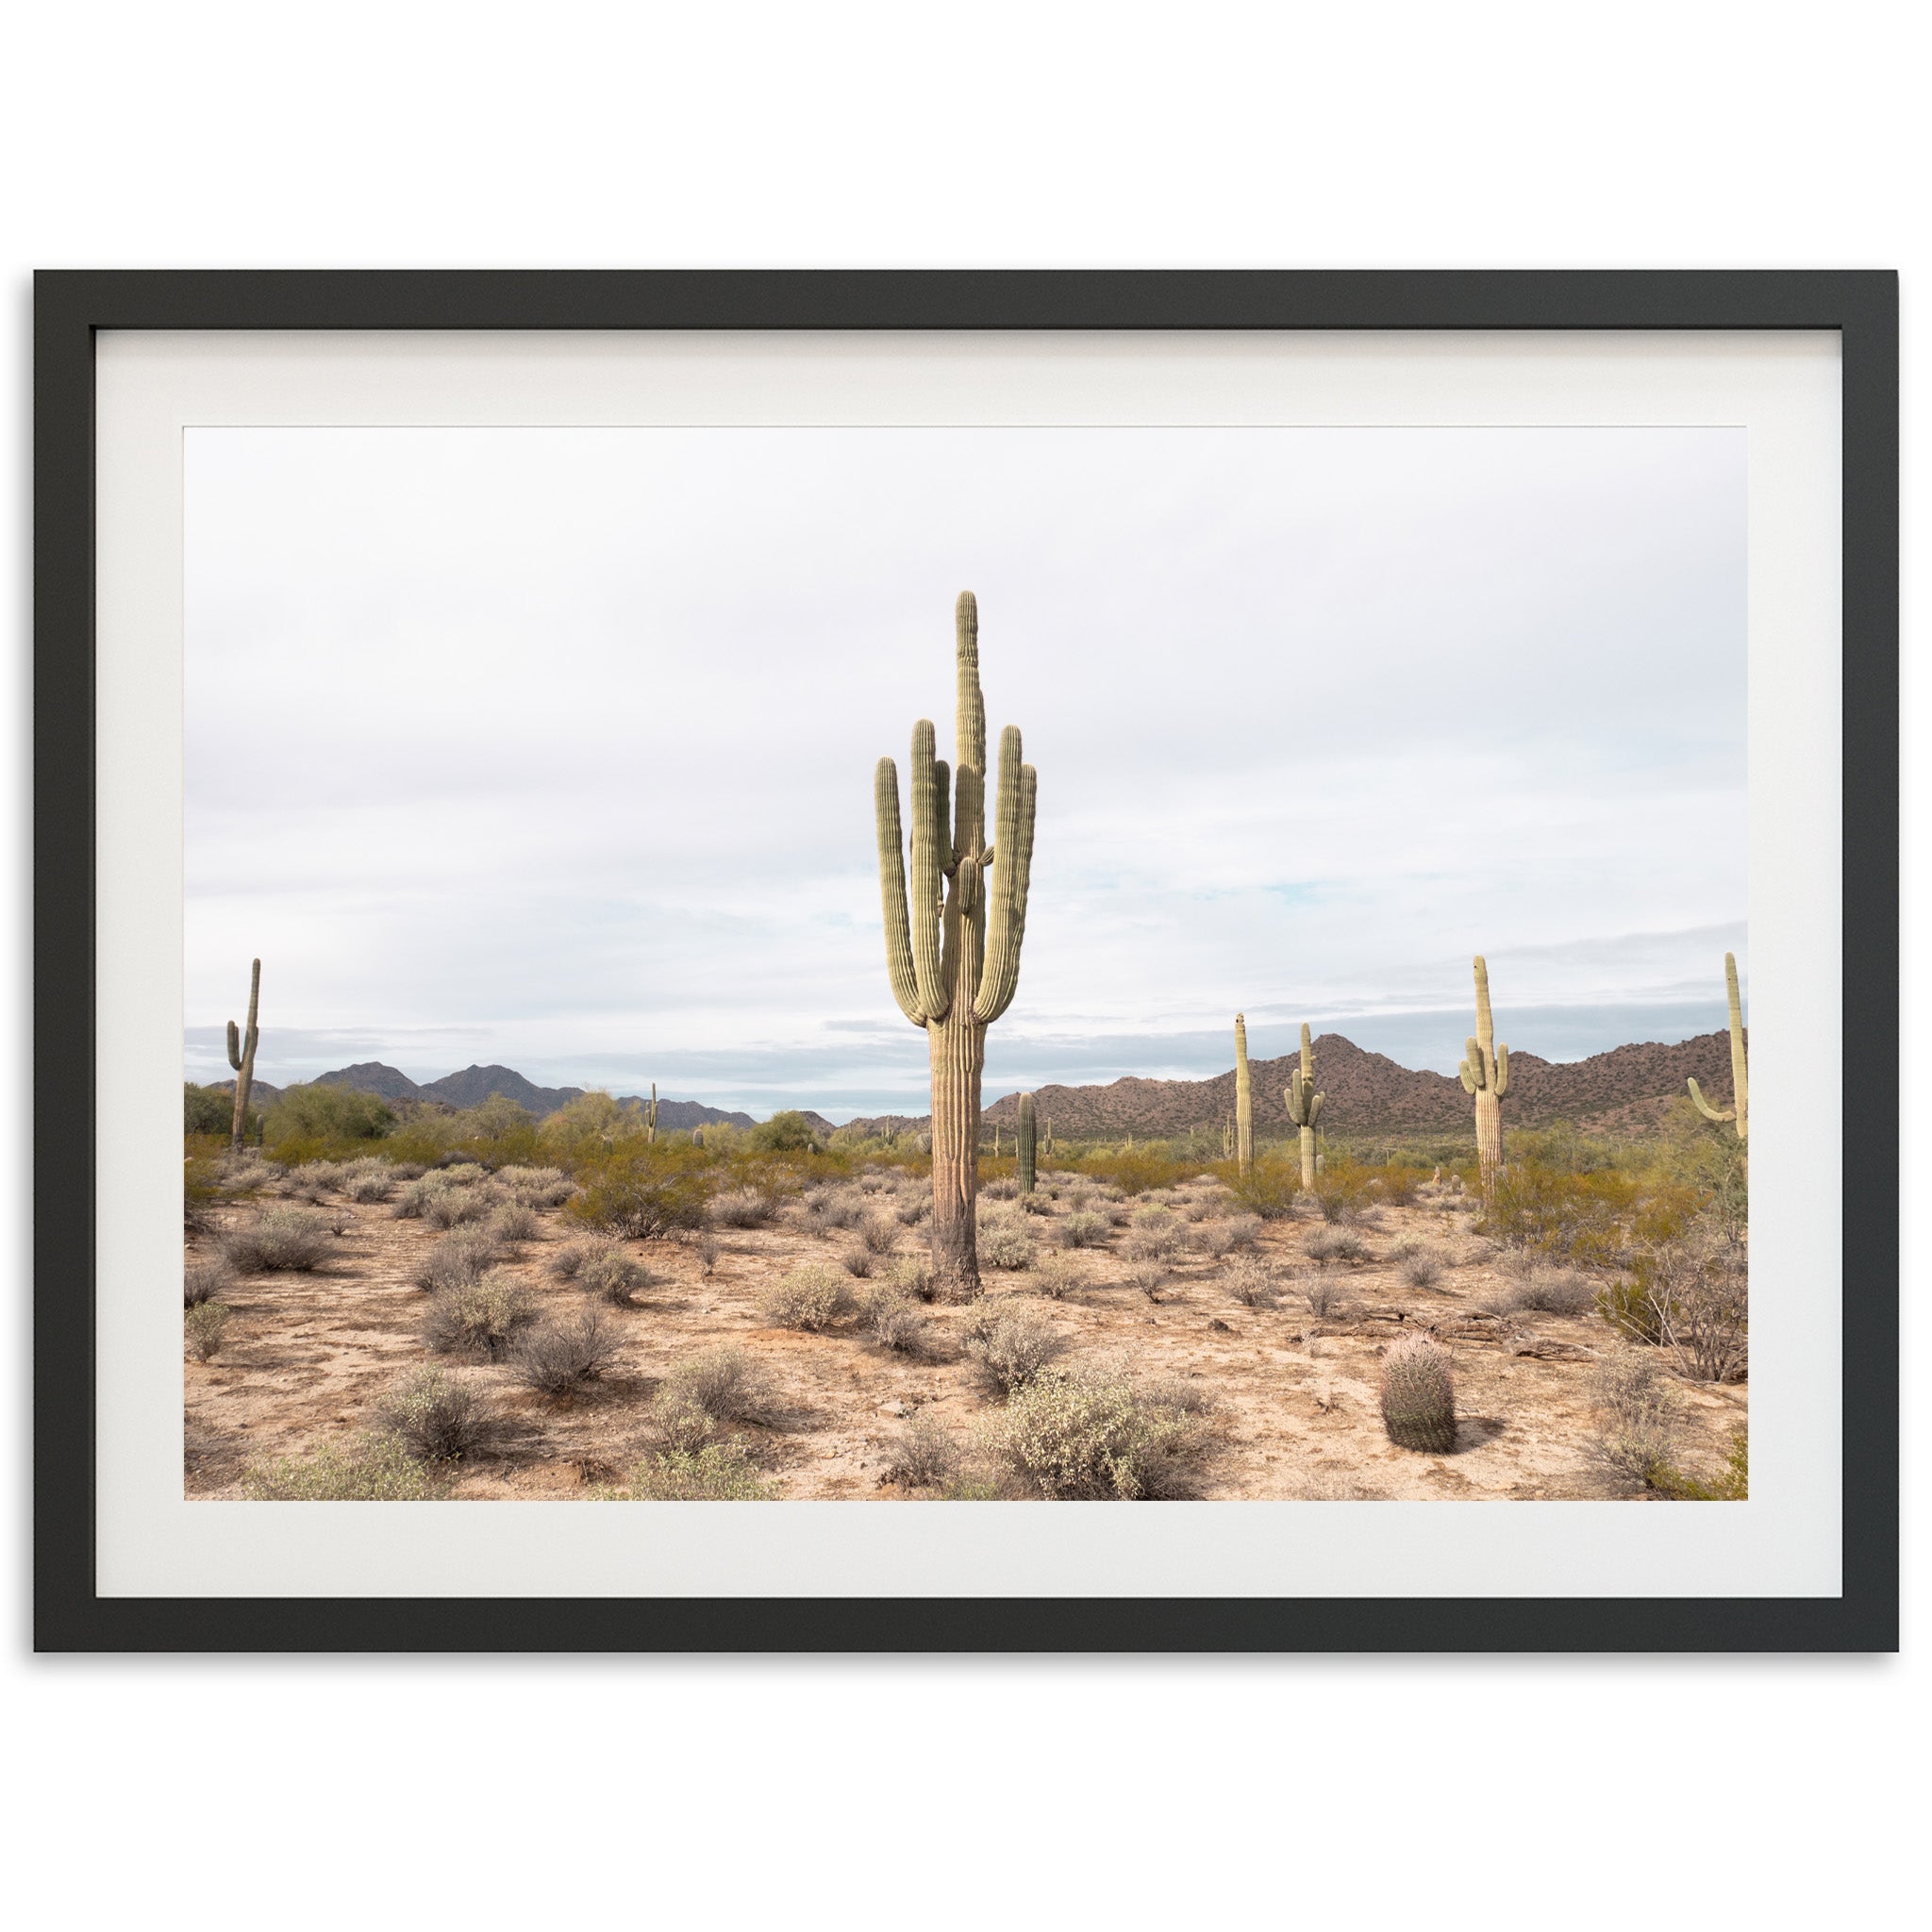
top-left (1453, 1416), bottom-right (1507, 1452)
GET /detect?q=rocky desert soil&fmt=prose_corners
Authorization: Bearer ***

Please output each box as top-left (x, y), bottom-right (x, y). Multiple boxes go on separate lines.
top-left (185, 1172), bottom-right (1745, 1501)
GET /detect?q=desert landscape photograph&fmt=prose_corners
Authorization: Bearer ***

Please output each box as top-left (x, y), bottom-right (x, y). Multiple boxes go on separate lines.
top-left (181, 425), bottom-right (1748, 1504)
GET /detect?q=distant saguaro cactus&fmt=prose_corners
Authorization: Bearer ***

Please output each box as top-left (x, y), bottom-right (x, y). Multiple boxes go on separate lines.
top-left (645, 1081), bottom-right (658, 1144)
top-left (226, 958), bottom-right (261, 1152)
top-left (874, 591), bottom-right (1038, 1299)
top-left (1688, 952), bottom-right (1748, 1144)
top-left (1380, 1330), bottom-right (1457, 1453)
top-left (1017, 1092), bottom-right (1037, 1194)
top-left (1458, 956), bottom-right (1509, 1190)
top-left (1283, 1022), bottom-right (1324, 1190)
top-left (1234, 1013), bottom-right (1254, 1178)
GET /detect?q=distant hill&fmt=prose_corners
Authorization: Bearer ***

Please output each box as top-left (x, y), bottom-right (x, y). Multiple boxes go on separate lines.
top-left (307, 1061), bottom-right (754, 1128)
top-left (844, 1029), bottom-right (1742, 1141)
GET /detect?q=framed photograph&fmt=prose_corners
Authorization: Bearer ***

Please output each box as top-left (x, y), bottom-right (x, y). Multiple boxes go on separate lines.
top-left (35, 271), bottom-right (1897, 1651)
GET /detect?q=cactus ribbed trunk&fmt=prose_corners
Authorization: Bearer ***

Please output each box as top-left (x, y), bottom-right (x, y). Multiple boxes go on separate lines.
top-left (1017, 1091), bottom-right (1037, 1193)
top-left (1234, 1013), bottom-right (1254, 1177)
top-left (1285, 1022), bottom-right (1324, 1190)
top-left (1459, 957), bottom-right (1509, 1193)
top-left (227, 958), bottom-right (260, 1152)
top-left (1474, 1090), bottom-right (1502, 1188)
top-left (927, 1001), bottom-right (984, 1298)
top-left (1688, 952), bottom-right (1748, 1145)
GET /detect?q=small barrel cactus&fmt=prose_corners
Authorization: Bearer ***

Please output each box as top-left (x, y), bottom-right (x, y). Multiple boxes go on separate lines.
top-left (1380, 1330), bottom-right (1457, 1453)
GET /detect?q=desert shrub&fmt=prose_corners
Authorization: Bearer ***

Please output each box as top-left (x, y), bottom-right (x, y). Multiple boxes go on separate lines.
top-left (696, 1234), bottom-right (721, 1275)
top-left (841, 1241), bottom-right (877, 1277)
top-left (220, 1207), bottom-right (333, 1273)
top-left (1370, 1164), bottom-right (1421, 1208)
top-left (1193, 1220), bottom-right (1237, 1259)
top-left (759, 1264), bottom-right (854, 1331)
top-left (341, 1165), bottom-right (398, 1204)
top-left (1124, 1260), bottom-right (1169, 1301)
top-left (1603, 1231), bottom-right (1747, 1383)
top-left (1024, 1253), bottom-right (1074, 1300)
top-left (424, 1183), bottom-right (497, 1231)
top-left (1651, 1426), bottom-right (1749, 1502)
top-left (375, 1367), bottom-right (512, 1461)
top-left (184, 1082), bottom-right (235, 1136)
top-left (811, 1191), bottom-right (869, 1232)
top-left (883, 1409), bottom-right (961, 1490)
top-left (487, 1200), bottom-right (541, 1247)
top-left (610, 1443), bottom-right (776, 1500)
top-left (1379, 1332), bottom-right (1457, 1452)
top-left (651, 1346), bottom-right (778, 1451)
top-left (1223, 1253), bottom-right (1278, 1308)
top-left (884, 1255), bottom-right (938, 1303)
top-left (319, 1203), bottom-right (356, 1237)
top-left (184, 1302), bottom-right (229, 1360)
top-left (576, 1243), bottom-right (654, 1307)
top-left (991, 1367), bottom-right (1210, 1499)
top-left (494, 1164), bottom-right (575, 1208)
top-left (1398, 1246), bottom-right (1445, 1291)
top-left (1074, 1149), bottom-right (1189, 1196)
top-left (1586, 1352), bottom-right (1683, 1490)
top-left (1490, 1263), bottom-right (1595, 1316)
top-left (242, 1431), bottom-right (446, 1501)
top-left (509, 1306), bottom-right (620, 1395)
top-left (1059, 1210), bottom-right (1109, 1249)
top-left (858, 1216), bottom-right (898, 1256)
top-left (424, 1271), bottom-right (538, 1359)
top-left (1124, 1206), bottom-right (1184, 1256)
top-left (859, 1287), bottom-right (931, 1355)
top-left (1304, 1228), bottom-right (1367, 1266)
top-left (980, 1175), bottom-right (1019, 1201)
top-left (1225, 1158), bottom-right (1301, 1220)
top-left (264, 1082), bottom-right (396, 1149)
top-left (569, 1141), bottom-right (713, 1240)
top-left (962, 1306), bottom-right (1069, 1395)
top-left (749, 1109), bottom-right (821, 1152)
top-left (1221, 1214), bottom-right (1261, 1251)
top-left (893, 1193), bottom-right (932, 1226)
top-left (1477, 1158), bottom-right (1641, 1264)
top-left (709, 1187), bottom-right (777, 1229)
top-left (184, 1254), bottom-right (233, 1308)
top-left (409, 1225), bottom-right (499, 1294)
top-left (1306, 1277), bottom-right (1346, 1318)
top-left (978, 1215), bottom-right (1036, 1271)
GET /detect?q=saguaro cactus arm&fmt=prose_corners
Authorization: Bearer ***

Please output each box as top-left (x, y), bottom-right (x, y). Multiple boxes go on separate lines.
top-left (974, 724), bottom-right (1038, 1025)
top-left (226, 1021), bottom-right (242, 1071)
top-left (874, 758), bottom-right (925, 1026)
top-left (1687, 1077), bottom-right (1735, 1124)
top-left (1688, 951), bottom-right (1748, 1141)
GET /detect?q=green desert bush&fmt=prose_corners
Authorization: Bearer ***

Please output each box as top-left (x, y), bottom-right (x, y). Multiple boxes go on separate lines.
top-left (183, 1082), bottom-right (234, 1136)
top-left (242, 1431), bottom-right (446, 1501)
top-left (263, 1082), bottom-right (396, 1151)
top-left (750, 1109), bottom-right (821, 1153)
top-left (184, 1302), bottom-right (230, 1360)
top-left (1224, 1157), bottom-right (1301, 1220)
top-left (569, 1142), bottom-right (713, 1240)
top-left (409, 1226), bottom-right (500, 1295)
top-left (220, 1206), bottom-right (334, 1273)
top-left (423, 1271), bottom-right (538, 1359)
top-left (375, 1367), bottom-right (513, 1461)
top-left (991, 1367), bottom-right (1212, 1500)
top-left (1379, 1331), bottom-right (1457, 1452)
top-left (962, 1305), bottom-right (1069, 1396)
top-left (1601, 1228), bottom-right (1747, 1384)
top-left (759, 1264), bottom-right (854, 1331)
top-left (1476, 1158), bottom-right (1642, 1265)
top-left (1650, 1426), bottom-right (1749, 1501)
top-left (608, 1443), bottom-right (777, 1500)
top-left (1058, 1210), bottom-right (1109, 1249)
top-left (978, 1214), bottom-right (1036, 1271)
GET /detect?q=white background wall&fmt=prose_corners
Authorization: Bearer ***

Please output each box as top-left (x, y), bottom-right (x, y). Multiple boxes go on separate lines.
top-left (1, 5), bottom-right (1919, 1925)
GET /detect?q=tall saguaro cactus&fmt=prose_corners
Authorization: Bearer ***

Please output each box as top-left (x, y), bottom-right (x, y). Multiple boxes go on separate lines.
top-left (874, 591), bottom-right (1038, 1299)
top-left (1458, 955), bottom-right (1509, 1189)
top-left (1688, 951), bottom-right (1748, 1143)
top-left (1283, 1022), bottom-right (1324, 1189)
top-left (645, 1081), bottom-right (659, 1144)
top-left (226, 958), bottom-right (261, 1152)
top-left (1017, 1091), bottom-right (1037, 1194)
top-left (1233, 1013), bottom-right (1254, 1177)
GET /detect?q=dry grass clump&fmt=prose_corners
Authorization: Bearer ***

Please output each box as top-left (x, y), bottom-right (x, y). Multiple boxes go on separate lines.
top-left (184, 1254), bottom-right (233, 1308)
top-left (509, 1306), bottom-right (621, 1396)
top-left (550, 1237), bottom-right (653, 1305)
top-left (410, 1225), bottom-right (500, 1295)
top-left (1222, 1253), bottom-right (1279, 1309)
top-left (608, 1443), bottom-right (776, 1500)
top-left (1304, 1228), bottom-right (1368, 1266)
top-left (883, 1409), bottom-right (961, 1490)
top-left (375, 1367), bottom-right (515, 1461)
top-left (184, 1302), bottom-right (230, 1361)
top-left (883, 1255), bottom-right (938, 1303)
top-left (423, 1184), bottom-right (498, 1231)
top-left (423, 1271), bottom-right (538, 1360)
top-left (487, 1200), bottom-right (541, 1248)
top-left (808, 1189), bottom-right (868, 1232)
top-left (1192, 1220), bottom-right (1237, 1259)
top-left (978, 1214), bottom-right (1036, 1271)
top-left (1123, 1208), bottom-right (1184, 1262)
top-left (1489, 1261), bottom-right (1595, 1316)
top-left (858, 1288), bottom-right (932, 1356)
top-left (963, 1305), bottom-right (1069, 1396)
top-left (1030, 1253), bottom-right (1076, 1300)
top-left (759, 1264), bottom-right (855, 1332)
top-left (857, 1216), bottom-right (898, 1256)
top-left (990, 1366), bottom-right (1213, 1499)
top-left (1221, 1214), bottom-right (1261, 1251)
top-left (695, 1234), bottom-right (721, 1276)
top-left (495, 1165), bottom-right (575, 1208)
top-left (242, 1431), bottom-right (446, 1501)
top-left (340, 1159), bottom-right (398, 1204)
top-left (1124, 1260), bottom-right (1169, 1302)
top-left (841, 1241), bottom-right (878, 1277)
top-left (980, 1175), bottom-right (1020, 1201)
top-left (1306, 1277), bottom-right (1349, 1318)
top-left (650, 1346), bottom-right (779, 1452)
top-left (1395, 1244), bottom-right (1446, 1291)
top-left (709, 1187), bottom-right (777, 1229)
top-left (893, 1193), bottom-right (932, 1226)
top-left (221, 1207), bottom-right (334, 1273)
top-left (1586, 1351), bottom-right (1683, 1490)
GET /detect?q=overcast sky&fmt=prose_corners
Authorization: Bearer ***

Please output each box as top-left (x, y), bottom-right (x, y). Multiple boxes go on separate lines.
top-left (183, 425), bottom-right (1746, 1119)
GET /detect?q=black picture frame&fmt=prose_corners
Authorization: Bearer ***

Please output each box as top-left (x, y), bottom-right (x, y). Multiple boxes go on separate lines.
top-left (34, 269), bottom-right (1899, 1654)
